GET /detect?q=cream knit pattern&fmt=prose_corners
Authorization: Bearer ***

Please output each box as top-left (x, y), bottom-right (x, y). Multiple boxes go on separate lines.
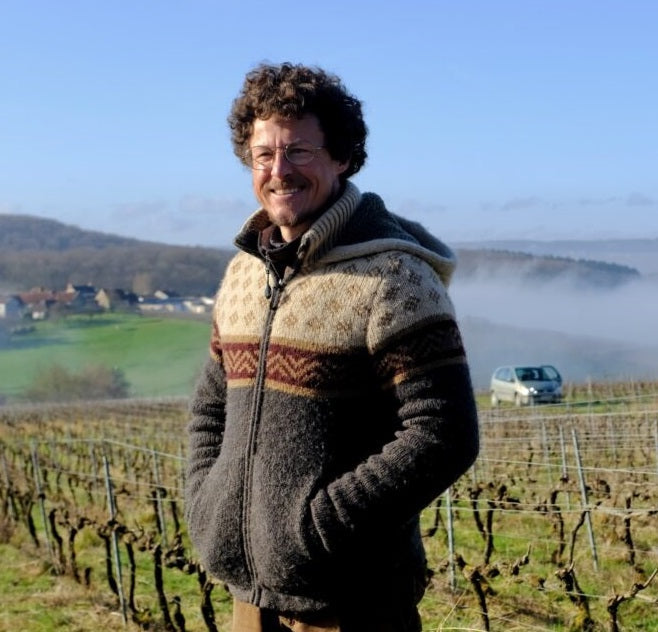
top-left (215, 249), bottom-right (461, 397)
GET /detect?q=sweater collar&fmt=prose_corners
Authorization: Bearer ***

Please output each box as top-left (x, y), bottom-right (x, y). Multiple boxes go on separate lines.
top-left (233, 181), bottom-right (457, 287)
top-left (234, 181), bottom-right (362, 266)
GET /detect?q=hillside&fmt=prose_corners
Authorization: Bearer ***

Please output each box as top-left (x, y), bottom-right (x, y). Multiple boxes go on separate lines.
top-left (0, 214), bottom-right (145, 250)
top-left (455, 238), bottom-right (658, 276)
top-left (452, 247), bottom-right (640, 288)
top-left (0, 214), bottom-right (642, 295)
top-left (0, 214), bottom-right (234, 296)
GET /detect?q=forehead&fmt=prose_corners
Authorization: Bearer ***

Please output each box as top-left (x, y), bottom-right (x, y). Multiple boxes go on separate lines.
top-left (250, 114), bottom-right (324, 144)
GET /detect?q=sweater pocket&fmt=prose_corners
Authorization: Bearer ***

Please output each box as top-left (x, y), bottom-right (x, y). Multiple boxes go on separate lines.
top-left (248, 461), bottom-right (333, 598)
top-left (187, 450), bottom-right (252, 589)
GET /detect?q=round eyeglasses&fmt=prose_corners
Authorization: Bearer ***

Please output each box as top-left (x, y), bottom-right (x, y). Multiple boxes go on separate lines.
top-left (244, 141), bottom-right (325, 170)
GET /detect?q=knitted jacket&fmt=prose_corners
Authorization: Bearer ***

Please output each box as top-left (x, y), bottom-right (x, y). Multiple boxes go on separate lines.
top-left (185, 182), bottom-right (479, 615)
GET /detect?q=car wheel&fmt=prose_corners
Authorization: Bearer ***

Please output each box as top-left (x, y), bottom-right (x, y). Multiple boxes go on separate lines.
top-left (491, 392), bottom-right (499, 407)
top-left (514, 392), bottom-right (522, 407)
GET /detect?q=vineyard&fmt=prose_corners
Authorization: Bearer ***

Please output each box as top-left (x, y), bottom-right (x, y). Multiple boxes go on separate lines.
top-left (1, 384), bottom-right (658, 631)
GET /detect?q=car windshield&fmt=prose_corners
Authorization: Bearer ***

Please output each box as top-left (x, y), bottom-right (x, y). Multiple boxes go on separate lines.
top-left (515, 367), bottom-right (549, 381)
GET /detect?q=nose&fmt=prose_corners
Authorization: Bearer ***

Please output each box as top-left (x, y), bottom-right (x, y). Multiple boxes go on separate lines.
top-left (269, 148), bottom-right (294, 178)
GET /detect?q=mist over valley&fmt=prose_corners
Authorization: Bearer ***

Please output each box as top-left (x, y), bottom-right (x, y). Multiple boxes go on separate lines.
top-left (451, 239), bottom-right (658, 388)
top-left (453, 276), bottom-right (658, 389)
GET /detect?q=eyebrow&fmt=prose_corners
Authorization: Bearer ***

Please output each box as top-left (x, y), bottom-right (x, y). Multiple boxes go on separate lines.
top-left (250, 139), bottom-right (311, 147)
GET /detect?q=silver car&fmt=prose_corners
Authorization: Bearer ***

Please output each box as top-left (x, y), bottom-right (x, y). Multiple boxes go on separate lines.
top-left (490, 365), bottom-right (562, 406)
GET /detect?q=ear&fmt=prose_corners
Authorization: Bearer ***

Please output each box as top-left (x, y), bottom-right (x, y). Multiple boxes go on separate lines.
top-left (334, 159), bottom-right (350, 176)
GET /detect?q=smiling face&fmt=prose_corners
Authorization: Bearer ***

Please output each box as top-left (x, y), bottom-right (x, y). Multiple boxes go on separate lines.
top-left (249, 114), bottom-right (349, 242)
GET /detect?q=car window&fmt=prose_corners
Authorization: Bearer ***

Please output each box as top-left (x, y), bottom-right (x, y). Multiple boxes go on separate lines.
top-left (541, 365), bottom-right (562, 382)
top-left (516, 367), bottom-right (531, 381)
top-left (516, 367), bottom-right (544, 381)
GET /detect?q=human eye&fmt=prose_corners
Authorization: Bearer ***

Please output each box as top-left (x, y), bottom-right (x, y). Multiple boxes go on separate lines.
top-left (251, 146), bottom-right (273, 164)
top-left (286, 143), bottom-right (314, 163)
top-left (289, 144), bottom-right (312, 156)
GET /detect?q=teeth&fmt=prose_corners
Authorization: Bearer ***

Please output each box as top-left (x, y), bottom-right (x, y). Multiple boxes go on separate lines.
top-left (273, 187), bottom-right (301, 194)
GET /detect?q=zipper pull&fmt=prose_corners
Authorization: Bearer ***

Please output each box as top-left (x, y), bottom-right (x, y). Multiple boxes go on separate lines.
top-left (264, 262), bottom-right (272, 299)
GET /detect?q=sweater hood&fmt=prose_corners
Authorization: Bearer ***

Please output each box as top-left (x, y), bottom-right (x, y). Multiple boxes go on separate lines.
top-left (235, 181), bottom-right (457, 287)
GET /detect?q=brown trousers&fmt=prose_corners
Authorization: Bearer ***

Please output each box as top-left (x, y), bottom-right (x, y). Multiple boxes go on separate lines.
top-left (231, 599), bottom-right (421, 632)
top-left (232, 600), bottom-right (339, 632)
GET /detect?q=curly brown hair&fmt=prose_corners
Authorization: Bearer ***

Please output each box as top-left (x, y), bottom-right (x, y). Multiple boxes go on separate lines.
top-left (228, 62), bottom-right (367, 180)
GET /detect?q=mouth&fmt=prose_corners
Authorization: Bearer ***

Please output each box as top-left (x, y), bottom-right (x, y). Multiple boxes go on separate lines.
top-left (271, 186), bottom-right (303, 195)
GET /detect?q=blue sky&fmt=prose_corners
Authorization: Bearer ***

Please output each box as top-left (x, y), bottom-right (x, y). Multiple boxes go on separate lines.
top-left (1, 0), bottom-right (657, 248)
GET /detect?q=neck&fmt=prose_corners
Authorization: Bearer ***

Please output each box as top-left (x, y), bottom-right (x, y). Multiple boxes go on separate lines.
top-left (280, 223), bottom-right (309, 242)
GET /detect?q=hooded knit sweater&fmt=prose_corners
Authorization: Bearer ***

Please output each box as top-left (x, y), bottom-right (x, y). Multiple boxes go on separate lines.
top-left (185, 182), bottom-right (479, 615)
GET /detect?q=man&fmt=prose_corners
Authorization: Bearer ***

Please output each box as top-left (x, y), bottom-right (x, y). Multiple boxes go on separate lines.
top-left (185, 62), bottom-right (479, 632)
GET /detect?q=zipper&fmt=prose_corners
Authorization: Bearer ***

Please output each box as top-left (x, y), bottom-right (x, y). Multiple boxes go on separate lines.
top-left (240, 275), bottom-right (284, 603)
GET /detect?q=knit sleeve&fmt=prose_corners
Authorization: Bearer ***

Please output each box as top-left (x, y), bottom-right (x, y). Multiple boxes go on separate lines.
top-left (307, 256), bottom-right (479, 555)
top-left (184, 350), bottom-right (227, 529)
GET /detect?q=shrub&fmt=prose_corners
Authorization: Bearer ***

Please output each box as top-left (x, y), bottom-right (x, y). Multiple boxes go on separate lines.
top-left (24, 363), bottom-right (130, 402)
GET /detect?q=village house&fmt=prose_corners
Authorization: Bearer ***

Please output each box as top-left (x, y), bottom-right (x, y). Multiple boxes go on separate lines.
top-left (65, 283), bottom-right (100, 312)
top-left (17, 288), bottom-right (65, 320)
top-left (95, 288), bottom-right (139, 312)
top-left (183, 296), bottom-right (214, 314)
top-left (137, 289), bottom-right (213, 315)
top-left (138, 294), bottom-right (187, 314)
top-left (4, 283), bottom-right (212, 319)
top-left (0, 295), bottom-right (25, 320)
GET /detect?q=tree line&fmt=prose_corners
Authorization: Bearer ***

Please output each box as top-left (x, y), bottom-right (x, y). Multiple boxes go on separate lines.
top-left (0, 246), bottom-right (234, 297)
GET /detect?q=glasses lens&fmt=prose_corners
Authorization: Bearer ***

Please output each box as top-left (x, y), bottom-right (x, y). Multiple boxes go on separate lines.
top-left (246, 147), bottom-right (272, 169)
top-left (285, 142), bottom-right (316, 165)
top-left (245, 142), bottom-right (319, 169)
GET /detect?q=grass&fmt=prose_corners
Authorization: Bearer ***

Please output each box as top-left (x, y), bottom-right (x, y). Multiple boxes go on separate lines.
top-left (0, 313), bottom-right (210, 402)
top-left (0, 536), bottom-right (123, 632)
top-left (0, 538), bottom-right (232, 631)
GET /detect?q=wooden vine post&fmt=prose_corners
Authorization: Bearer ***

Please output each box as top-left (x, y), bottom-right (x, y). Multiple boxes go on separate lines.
top-left (151, 448), bottom-right (168, 548)
top-left (1, 448), bottom-right (17, 521)
top-left (571, 429), bottom-right (599, 571)
top-left (102, 446), bottom-right (128, 626)
top-left (558, 424), bottom-right (571, 509)
top-left (654, 419), bottom-right (658, 475)
top-left (445, 486), bottom-right (456, 591)
top-left (30, 442), bottom-right (58, 571)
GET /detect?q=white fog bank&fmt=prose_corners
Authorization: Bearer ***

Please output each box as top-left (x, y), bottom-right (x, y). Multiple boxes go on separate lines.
top-left (451, 276), bottom-right (658, 348)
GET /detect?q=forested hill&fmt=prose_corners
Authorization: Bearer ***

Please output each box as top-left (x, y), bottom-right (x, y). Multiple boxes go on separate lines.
top-left (0, 214), bottom-right (145, 250)
top-left (0, 214), bottom-right (641, 295)
top-left (452, 248), bottom-right (640, 288)
top-left (0, 214), bottom-right (234, 296)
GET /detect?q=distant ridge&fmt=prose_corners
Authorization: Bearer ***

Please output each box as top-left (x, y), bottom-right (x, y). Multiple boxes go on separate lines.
top-left (0, 214), bottom-right (234, 296)
top-left (455, 238), bottom-right (658, 276)
top-left (0, 213), bottom-right (643, 295)
top-left (456, 237), bottom-right (658, 252)
top-left (0, 213), bottom-right (156, 250)
top-left (452, 247), bottom-right (640, 288)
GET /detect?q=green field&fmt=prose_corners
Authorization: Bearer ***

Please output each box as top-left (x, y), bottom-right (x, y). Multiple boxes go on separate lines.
top-left (0, 314), bottom-right (211, 402)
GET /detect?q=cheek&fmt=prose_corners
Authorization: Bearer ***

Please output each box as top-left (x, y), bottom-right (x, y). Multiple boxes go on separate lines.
top-left (252, 172), bottom-right (267, 197)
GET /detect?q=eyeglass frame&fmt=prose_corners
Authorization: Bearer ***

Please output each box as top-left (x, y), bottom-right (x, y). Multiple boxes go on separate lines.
top-left (243, 141), bottom-right (326, 170)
